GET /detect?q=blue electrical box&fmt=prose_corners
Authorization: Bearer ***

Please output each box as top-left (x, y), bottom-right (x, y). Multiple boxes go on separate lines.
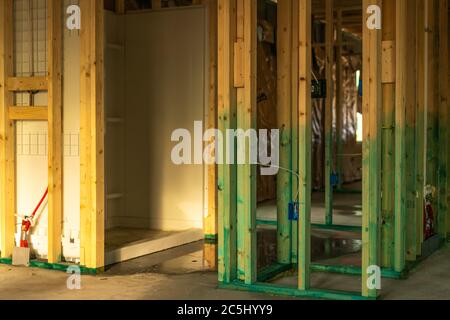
top-left (288, 202), bottom-right (299, 221)
top-left (331, 173), bottom-right (339, 187)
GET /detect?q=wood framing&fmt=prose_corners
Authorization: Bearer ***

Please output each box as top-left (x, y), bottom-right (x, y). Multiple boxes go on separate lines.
top-left (324, 0), bottom-right (334, 226)
top-left (335, 9), bottom-right (343, 191)
top-left (6, 77), bottom-right (48, 91)
top-left (0, 0), bottom-right (14, 259)
top-left (80, 0), bottom-right (105, 269)
top-left (290, 0), bottom-right (299, 264)
top-left (237, 0), bottom-right (257, 285)
top-left (115, 0), bottom-right (125, 14)
top-left (448, 5), bottom-right (450, 237)
top-left (277, 0), bottom-right (293, 264)
top-left (405, 0), bottom-right (417, 262)
top-left (381, 0), bottom-right (395, 268)
top-left (362, 0), bottom-right (382, 298)
top-left (424, 0), bottom-right (439, 221)
top-left (152, 0), bottom-right (161, 9)
top-left (415, 0), bottom-right (426, 255)
top-left (297, 0), bottom-right (312, 291)
top-left (438, 0), bottom-right (449, 239)
top-left (217, 0), bottom-right (237, 283)
top-left (8, 107), bottom-right (48, 121)
top-left (394, 0), bottom-right (407, 272)
top-left (235, 0), bottom-right (245, 281)
top-left (47, 0), bottom-right (63, 264)
top-left (203, 0), bottom-right (218, 239)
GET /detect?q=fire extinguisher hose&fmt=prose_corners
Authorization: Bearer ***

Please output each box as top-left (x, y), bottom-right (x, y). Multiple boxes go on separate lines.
top-left (30, 188), bottom-right (48, 219)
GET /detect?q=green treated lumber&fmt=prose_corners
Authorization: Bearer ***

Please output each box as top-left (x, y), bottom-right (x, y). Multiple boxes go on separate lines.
top-left (381, 0), bottom-right (395, 269)
top-left (0, 258), bottom-right (98, 274)
top-left (405, 0), bottom-right (418, 261)
top-left (334, 188), bottom-right (362, 194)
top-left (447, 2), bottom-right (450, 238)
top-left (424, 0), bottom-right (439, 234)
top-left (394, 0), bottom-right (408, 273)
top-left (336, 9), bottom-right (343, 190)
top-left (256, 219), bottom-right (277, 226)
top-left (236, 0), bottom-right (245, 281)
top-left (297, 0), bottom-right (312, 291)
top-left (415, 0), bottom-right (426, 256)
top-left (310, 263), bottom-right (406, 279)
top-left (362, 0), bottom-right (382, 299)
top-left (290, 0), bottom-right (299, 265)
top-left (236, 0), bottom-right (257, 285)
top-left (256, 220), bottom-right (361, 233)
top-left (324, 0), bottom-right (334, 226)
top-left (217, 0), bottom-right (238, 284)
top-left (276, 0), bottom-right (293, 265)
top-left (437, 0), bottom-right (449, 240)
top-left (219, 281), bottom-right (372, 301)
top-left (311, 223), bottom-right (361, 233)
top-left (257, 263), bottom-right (292, 282)
top-left (204, 234), bottom-right (218, 241)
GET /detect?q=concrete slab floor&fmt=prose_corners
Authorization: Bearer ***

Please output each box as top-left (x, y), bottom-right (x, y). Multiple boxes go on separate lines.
top-left (0, 241), bottom-right (449, 300)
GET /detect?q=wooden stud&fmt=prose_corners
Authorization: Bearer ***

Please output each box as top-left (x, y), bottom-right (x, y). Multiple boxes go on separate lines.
top-left (381, 0), bottom-right (395, 268)
top-left (394, 0), bottom-right (408, 272)
top-left (324, 0), bottom-right (334, 226)
top-left (335, 9), bottom-right (343, 191)
top-left (8, 107), bottom-right (48, 121)
top-left (277, 0), bottom-right (293, 265)
top-left (203, 0), bottom-right (218, 239)
top-left (438, 0), bottom-right (449, 239)
top-left (240, 0), bottom-right (257, 285)
top-left (0, 0), bottom-right (15, 259)
top-left (424, 0), bottom-right (438, 218)
top-left (47, 0), bottom-right (63, 264)
top-left (405, 0), bottom-right (417, 261)
top-left (115, 0), bottom-right (125, 14)
top-left (6, 77), bottom-right (48, 91)
top-left (233, 41), bottom-right (244, 88)
top-left (448, 6), bottom-right (450, 237)
top-left (217, 0), bottom-right (237, 283)
top-left (298, 0), bottom-right (312, 291)
top-left (362, 0), bottom-right (382, 298)
top-left (415, 0), bottom-right (426, 255)
top-left (152, 0), bottom-right (161, 9)
top-left (236, 0), bottom-right (245, 281)
top-left (290, 0), bottom-right (300, 264)
top-left (80, 0), bottom-right (105, 269)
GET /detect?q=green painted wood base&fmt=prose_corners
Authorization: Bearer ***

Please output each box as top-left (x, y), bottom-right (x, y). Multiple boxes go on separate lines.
top-left (334, 189), bottom-right (362, 194)
top-left (0, 258), bottom-right (99, 275)
top-left (310, 263), bottom-right (406, 279)
top-left (204, 234), bottom-right (218, 242)
top-left (311, 224), bottom-right (362, 233)
top-left (219, 280), bottom-right (373, 300)
top-left (256, 220), bottom-right (362, 234)
top-left (257, 263), bottom-right (292, 282)
top-left (256, 219), bottom-right (277, 226)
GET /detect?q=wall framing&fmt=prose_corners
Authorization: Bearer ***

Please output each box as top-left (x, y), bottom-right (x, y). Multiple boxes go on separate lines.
top-left (80, 0), bottom-right (105, 269)
top-left (0, 0), bottom-right (63, 263)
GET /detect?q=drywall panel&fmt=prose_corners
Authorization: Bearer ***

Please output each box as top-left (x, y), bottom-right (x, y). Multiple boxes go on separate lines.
top-left (124, 7), bottom-right (206, 231)
top-left (104, 12), bottom-right (126, 230)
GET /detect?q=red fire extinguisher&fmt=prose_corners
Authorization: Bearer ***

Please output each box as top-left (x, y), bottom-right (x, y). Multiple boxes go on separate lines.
top-left (20, 188), bottom-right (48, 248)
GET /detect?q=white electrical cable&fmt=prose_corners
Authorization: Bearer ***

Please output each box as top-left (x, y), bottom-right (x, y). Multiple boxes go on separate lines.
top-left (257, 163), bottom-right (301, 201)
